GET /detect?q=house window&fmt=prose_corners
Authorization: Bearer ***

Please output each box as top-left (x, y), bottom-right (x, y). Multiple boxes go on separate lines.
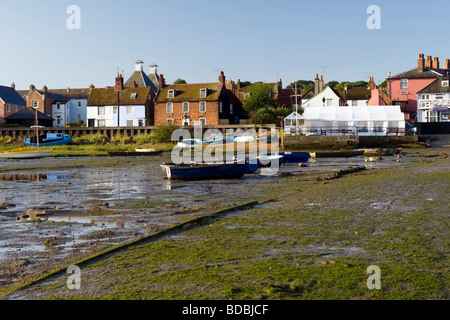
top-left (199, 101), bottom-right (206, 113)
top-left (6, 105), bottom-right (10, 113)
top-left (98, 106), bottom-right (105, 116)
top-left (166, 119), bottom-right (174, 125)
top-left (127, 120), bottom-right (134, 127)
top-left (113, 106), bottom-right (118, 114)
top-left (442, 80), bottom-right (449, 87)
top-left (435, 94), bottom-right (444, 100)
top-left (98, 119), bottom-right (106, 127)
top-left (78, 101), bottom-right (82, 107)
top-left (351, 100), bottom-right (358, 106)
top-left (130, 93), bottom-right (138, 99)
top-left (138, 119), bottom-right (144, 127)
top-left (230, 104), bottom-right (233, 114)
top-left (200, 88), bottom-right (207, 98)
top-left (168, 90), bottom-right (175, 98)
top-left (199, 118), bottom-right (206, 126)
top-left (182, 102), bottom-right (189, 113)
top-left (166, 102), bottom-right (173, 113)
top-left (326, 99), bottom-right (333, 106)
top-left (219, 102), bottom-right (223, 113)
top-left (127, 106), bottom-right (133, 114)
top-left (373, 121), bottom-right (384, 132)
top-left (56, 103), bottom-right (60, 110)
top-left (32, 100), bottom-right (38, 109)
top-left (400, 79), bottom-right (408, 89)
top-left (15, 105), bottom-right (18, 112)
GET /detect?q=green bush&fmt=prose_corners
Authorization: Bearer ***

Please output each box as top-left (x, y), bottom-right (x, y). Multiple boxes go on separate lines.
top-left (111, 134), bottom-right (134, 144)
top-left (149, 124), bottom-right (179, 143)
top-left (72, 134), bottom-right (108, 145)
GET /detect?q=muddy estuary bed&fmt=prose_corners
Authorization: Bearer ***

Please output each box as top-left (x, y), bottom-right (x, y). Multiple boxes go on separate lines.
top-left (0, 148), bottom-right (448, 298)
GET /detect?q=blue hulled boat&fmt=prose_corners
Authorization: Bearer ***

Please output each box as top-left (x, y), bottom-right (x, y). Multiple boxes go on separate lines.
top-left (263, 152), bottom-right (310, 164)
top-left (25, 133), bottom-right (72, 147)
top-left (160, 161), bottom-right (248, 180)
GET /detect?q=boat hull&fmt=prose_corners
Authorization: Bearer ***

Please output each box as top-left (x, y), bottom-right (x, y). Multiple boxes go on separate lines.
top-left (265, 152), bottom-right (310, 163)
top-left (24, 134), bottom-right (72, 147)
top-left (310, 150), bottom-right (364, 158)
top-left (0, 151), bottom-right (52, 159)
top-left (108, 150), bottom-right (163, 156)
top-left (161, 162), bottom-right (247, 180)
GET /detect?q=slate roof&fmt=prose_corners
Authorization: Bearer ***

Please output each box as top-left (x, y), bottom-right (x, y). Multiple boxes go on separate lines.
top-left (156, 83), bottom-right (222, 103)
top-left (418, 76), bottom-right (450, 94)
top-left (5, 107), bottom-right (53, 120)
top-left (389, 67), bottom-right (450, 79)
top-left (17, 88), bottom-right (90, 100)
top-left (0, 85), bottom-right (26, 105)
top-left (124, 71), bottom-right (158, 93)
top-left (87, 87), bottom-right (152, 106)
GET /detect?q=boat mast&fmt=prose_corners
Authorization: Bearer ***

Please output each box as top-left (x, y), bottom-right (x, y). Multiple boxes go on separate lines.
top-left (34, 108), bottom-right (39, 149)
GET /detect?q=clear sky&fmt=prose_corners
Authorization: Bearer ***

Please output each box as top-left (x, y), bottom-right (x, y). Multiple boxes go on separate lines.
top-left (1, 0), bottom-right (449, 90)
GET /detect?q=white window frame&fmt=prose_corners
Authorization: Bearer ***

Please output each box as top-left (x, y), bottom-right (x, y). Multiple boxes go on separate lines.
top-left (98, 106), bottom-right (105, 116)
top-left (400, 79), bottom-right (408, 89)
top-left (166, 102), bottom-right (173, 113)
top-left (32, 100), bottom-right (38, 109)
top-left (98, 119), bottom-right (106, 127)
top-left (442, 80), bottom-right (449, 87)
top-left (199, 118), bottom-right (206, 126)
top-left (127, 105), bottom-right (133, 114)
top-left (166, 119), bottom-right (174, 125)
top-left (199, 101), bottom-right (206, 113)
top-left (6, 105), bottom-right (10, 113)
top-left (168, 90), bottom-right (175, 98)
top-left (127, 120), bottom-right (134, 127)
top-left (200, 88), bottom-right (207, 98)
top-left (182, 102), bottom-right (189, 113)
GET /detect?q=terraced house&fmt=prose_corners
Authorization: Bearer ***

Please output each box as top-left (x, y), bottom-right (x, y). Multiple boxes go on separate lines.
top-left (87, 74), bottom-right (155, 127)
top-left (154, 71), bottom-right (244, 126)
top-left (0, 83), bottom-right (27, 124)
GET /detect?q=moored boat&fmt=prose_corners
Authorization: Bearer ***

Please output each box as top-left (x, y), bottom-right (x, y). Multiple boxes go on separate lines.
top-left (24, 133), bottom-right (72, 147)
top-left (108, 150), bottom-right (163, 156)
top-left (310, 150), bottom-right (364, 158)
top-left (264, 152), bottom-right (310, 164)
top-left (0, 149), bottom-right (52, 159)
top-left (160, 161), bottom-right (247, 180)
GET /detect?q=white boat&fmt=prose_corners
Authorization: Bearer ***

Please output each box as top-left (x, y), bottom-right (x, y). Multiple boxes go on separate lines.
top-left (0, 150), bottom-right (52, 159)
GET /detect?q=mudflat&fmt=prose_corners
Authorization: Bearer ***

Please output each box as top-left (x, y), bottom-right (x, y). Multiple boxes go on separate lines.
top-left (0, 142), bottom-right (448, 300)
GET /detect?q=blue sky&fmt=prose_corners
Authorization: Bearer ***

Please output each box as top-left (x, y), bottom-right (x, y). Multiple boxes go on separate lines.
top-left (1, 0), bottom-right (449, 90)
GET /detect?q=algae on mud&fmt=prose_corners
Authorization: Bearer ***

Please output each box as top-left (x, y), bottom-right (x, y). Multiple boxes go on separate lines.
top-left (1, 147), bottom-right (448, 300)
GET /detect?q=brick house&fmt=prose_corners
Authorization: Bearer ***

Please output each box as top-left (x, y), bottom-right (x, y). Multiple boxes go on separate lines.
top-left (0, 83), bottom-right (27, 124)
top-left (87, 74), bottom-right (155, 127)
top-left (387, 53), bottom-right (450, 122)
top-left (154, 71), bottom-right (244, 126)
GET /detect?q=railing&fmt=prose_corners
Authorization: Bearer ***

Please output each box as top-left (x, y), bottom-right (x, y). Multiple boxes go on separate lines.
top-left (285, 126), bottom-right (410, 136)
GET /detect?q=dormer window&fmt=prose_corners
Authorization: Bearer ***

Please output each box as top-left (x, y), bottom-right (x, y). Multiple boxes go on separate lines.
top-left (168, 90), bottom-right (175, 98)
top-left (200, 88), bottom-right (207, 98)
top-left (442, 80), bottom-right (449, 87)
top-left (130, 93), bottom-right (138, 99)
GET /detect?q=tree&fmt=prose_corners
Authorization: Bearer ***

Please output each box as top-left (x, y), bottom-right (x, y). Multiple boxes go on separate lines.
top-left (173, 78), bottom-right (187, 84)
top-left (326, 80), bottom-right (339, 89)
top-left (242, 83), bottom-right (277, 113)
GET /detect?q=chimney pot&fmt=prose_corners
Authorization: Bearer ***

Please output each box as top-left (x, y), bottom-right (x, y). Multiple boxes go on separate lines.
top-left (426, 55), bottom-right (433, 68)
top-left (432, 57), bottom-right (440, 69)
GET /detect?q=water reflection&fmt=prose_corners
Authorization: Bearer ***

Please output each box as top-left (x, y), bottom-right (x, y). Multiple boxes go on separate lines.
top-left (0, 173), bottom-right (72, 181)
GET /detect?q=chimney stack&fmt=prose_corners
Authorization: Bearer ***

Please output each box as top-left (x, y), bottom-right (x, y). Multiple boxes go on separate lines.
top-left (445, 59), bottom-right (450, 70)
top-left (115, 74), bottom-right (124, 90)
top-left (29, 84), bottom-right (35, 93)
top-left (314, 74), bottom-right (319, 95)
top-left (67, 87), bottom-right (71, 93)
top-left (426, 56), bottom-right (433, 68)
top-left (11, 82), bottom-right (15, 89)
top-left (89, 84), bottom-right (95, 93)
top-left (433, 57), bottom-right (440, 69)
top-left (42, 85), bottom-right (48, 93)
top-left (219, 71), bottom-right (226, 86)
top-left (135, 60), bottom-right (144, 72)
top-left (158, 74), bottom-right (166, 88)
top-left (132, 81), bottom-right (138, 88)
top-left (369, 76), bottom-right (376, 90)
top-left (418, 53), bottom-right (425, 72)
top-left (319, 75), bottom-right (324, 93)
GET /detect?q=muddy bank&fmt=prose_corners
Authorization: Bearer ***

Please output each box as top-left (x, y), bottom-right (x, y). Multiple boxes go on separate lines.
top-left (0, 145), bottom-right (448, 299)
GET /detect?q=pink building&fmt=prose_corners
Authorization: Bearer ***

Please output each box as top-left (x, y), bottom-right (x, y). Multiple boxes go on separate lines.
top-left (367, 77), bottom-right (392, 106)
top-left (387, 53), bottom-right (450, 122)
